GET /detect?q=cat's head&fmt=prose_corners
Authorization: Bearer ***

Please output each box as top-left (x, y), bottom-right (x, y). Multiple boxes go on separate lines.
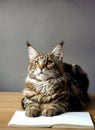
top-left (27, 41), bottom-right (64, 81)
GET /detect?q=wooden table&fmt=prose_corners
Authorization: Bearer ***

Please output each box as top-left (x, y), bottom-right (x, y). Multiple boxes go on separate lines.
top-left (0, 92), bottom-right (95, 130)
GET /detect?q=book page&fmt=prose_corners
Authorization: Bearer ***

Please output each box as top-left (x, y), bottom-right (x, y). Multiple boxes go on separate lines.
top-left (8, 111), bottom-right (52, 127)
top-left (51, 112), bottom-right (94, 127)
top-left (8, 111), bottom-right (94, 128)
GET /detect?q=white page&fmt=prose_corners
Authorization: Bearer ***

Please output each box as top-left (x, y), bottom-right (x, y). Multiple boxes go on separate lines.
top-left (52, 112), bottom-right (94, 127)
top-left (8, 111), bottom-right (94, 128)
top-left (8, 111), bottom-right (52, 127)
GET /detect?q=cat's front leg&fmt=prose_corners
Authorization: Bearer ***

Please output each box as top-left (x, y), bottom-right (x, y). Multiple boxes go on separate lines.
top-left (41, 102), bottom-right (69, 116)
top-left (41, 104), bottom-right (56, 116)
top-left (21, 97), bottom-right (41, 117)
top-left (25, 103), bottom-right (41, 117)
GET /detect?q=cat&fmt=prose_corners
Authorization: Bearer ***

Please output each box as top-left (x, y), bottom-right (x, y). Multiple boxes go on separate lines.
top-left (21, 41), bottom-right (89, 117)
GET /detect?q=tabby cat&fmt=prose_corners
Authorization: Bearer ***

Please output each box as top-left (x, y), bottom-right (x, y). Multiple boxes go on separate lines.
top-left (21, 41), bottom-right (89, 117)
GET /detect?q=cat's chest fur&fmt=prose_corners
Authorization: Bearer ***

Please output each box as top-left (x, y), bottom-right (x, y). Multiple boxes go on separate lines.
top-left (25, 75), bottom-right (62, 96)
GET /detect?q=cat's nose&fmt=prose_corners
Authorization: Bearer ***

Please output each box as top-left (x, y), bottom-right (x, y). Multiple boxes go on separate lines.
top-left (38, 64), bottom-right (44, 70)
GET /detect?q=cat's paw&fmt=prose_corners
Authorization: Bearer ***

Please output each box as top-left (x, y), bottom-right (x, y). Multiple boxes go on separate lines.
top-left (42, 108), bottom-right (56, 116)
top-left (25, 105), bottom-right (40, 117)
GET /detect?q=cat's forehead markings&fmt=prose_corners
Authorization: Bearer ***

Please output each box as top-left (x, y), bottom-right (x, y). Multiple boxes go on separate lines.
top-left (36, 54), bottom-right (48, 60)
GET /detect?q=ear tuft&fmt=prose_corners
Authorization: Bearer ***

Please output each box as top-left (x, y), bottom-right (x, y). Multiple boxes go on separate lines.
top-left (26, 41), bottom-right (31, 47)
top-left (59, 41), bottom-right (64, 46)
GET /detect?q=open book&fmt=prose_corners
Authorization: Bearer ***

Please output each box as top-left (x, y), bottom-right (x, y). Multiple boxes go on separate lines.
top-left (8, 111), bottom-right (94, 129)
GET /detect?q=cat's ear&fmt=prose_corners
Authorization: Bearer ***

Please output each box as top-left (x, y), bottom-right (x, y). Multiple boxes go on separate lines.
top-left (26, 41), bottom-right (39, 62)
top-left (51, 41), bottom-right (64, 61)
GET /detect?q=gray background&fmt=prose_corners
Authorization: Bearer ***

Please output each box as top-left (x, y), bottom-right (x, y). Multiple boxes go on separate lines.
top-left (0, 0), bottom-right (95, 93)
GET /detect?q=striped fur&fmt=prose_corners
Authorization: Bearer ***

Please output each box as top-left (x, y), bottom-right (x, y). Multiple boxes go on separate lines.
top-left (21, 41), bottom-right (89, 117)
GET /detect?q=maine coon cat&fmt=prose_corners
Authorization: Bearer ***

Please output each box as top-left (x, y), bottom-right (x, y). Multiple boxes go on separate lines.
top-left (21, 41), bottom-right (89, 117)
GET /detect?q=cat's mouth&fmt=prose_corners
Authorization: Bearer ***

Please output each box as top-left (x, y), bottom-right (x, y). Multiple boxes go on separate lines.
top-left (39, 71), bottom-right (43, 75)
top-left (38, 70), bottom-right (44, 75)
top-left (35, 69), bottom-right (51, 80)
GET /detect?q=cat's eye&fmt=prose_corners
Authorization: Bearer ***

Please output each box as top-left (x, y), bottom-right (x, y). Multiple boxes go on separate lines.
top-left (35, 60), bottom-right (39, 64)
top-left (47, 60), bottom-right (52, 65)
